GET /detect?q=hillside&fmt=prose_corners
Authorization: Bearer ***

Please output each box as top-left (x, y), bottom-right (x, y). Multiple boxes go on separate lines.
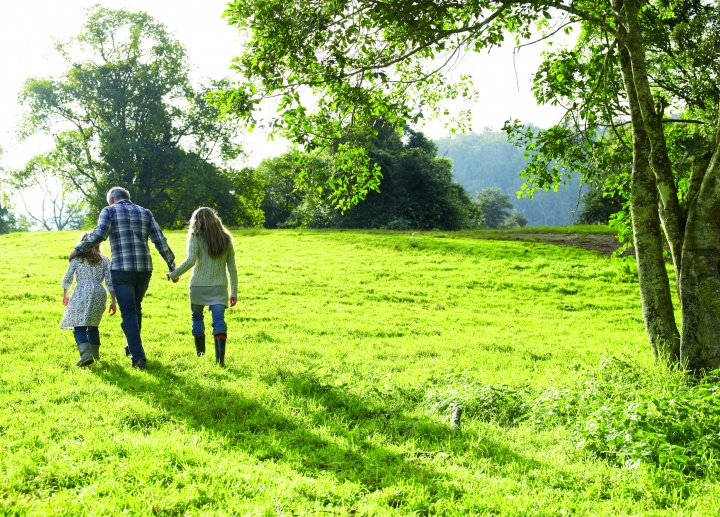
top-left (1, 229), bottom-right (717, 516)
top-left (435, 131), bottom-right (586, 226)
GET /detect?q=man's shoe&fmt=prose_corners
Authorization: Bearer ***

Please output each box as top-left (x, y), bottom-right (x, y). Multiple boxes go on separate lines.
top-left (132, 359), bottom-right (147, 370)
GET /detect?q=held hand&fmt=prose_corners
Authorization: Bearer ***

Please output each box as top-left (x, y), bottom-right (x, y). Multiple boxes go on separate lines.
top-left (166, 272), bottom-right (172, 281)
top-left (172, 277), bottom-right (179, 283)
top-left (63, 294), bottom-right (70, 306)
top-left (68, 249), bottom-right (78, 261)
top-left (230, 296), bottom-right (237, 307)
top-left (108, 302), bottom-right (117, 316)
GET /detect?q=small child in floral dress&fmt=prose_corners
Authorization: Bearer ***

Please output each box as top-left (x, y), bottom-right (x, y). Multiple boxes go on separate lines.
top-left (61, 232), bottom-right (116, 366)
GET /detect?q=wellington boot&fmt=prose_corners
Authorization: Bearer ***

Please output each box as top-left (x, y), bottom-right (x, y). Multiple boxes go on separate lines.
top-left (76, 342), bottom-right (94, 367)
top-left (194, 335), bottom-right (206, 357)
top-left (90, 344), bottom-right (100, 360)
top-left (214, 337), bottom-right (226, 367)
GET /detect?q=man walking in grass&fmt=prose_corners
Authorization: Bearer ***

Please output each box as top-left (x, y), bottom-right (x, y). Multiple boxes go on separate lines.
top-left (69, 186), bottom-right (177, 370)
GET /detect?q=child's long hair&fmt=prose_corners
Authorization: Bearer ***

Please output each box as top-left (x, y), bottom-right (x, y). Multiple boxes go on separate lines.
top-left (77, 232), bottom-right (102, 265)
top-left (188, 207), bottom-right (232, 258)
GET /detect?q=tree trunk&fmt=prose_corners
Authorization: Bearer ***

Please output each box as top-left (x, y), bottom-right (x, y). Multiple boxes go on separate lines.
top-left (617, 41), bottom-right (680, 361)
top-left (612, 0), bottom-right (720, 371)
top-left (679, 109), bottom-right (720, 372)
top-left (617, 0), bottom-right (685, 280)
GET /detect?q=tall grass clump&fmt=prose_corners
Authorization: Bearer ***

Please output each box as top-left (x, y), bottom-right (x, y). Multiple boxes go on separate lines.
top-left (420, 356), bottom-right (720, 478)
top-left (528, 359), bottom-right (720, 476)
top-left (425, 373), bottom-right (531, 427)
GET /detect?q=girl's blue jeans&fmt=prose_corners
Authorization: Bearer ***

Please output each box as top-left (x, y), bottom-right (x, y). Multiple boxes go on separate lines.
top-left (74, 326), bottom-right (100, 345)
top-left (191, 304), bottom-right (227, 336)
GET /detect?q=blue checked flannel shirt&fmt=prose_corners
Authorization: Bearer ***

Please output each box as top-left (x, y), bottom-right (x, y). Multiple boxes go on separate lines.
top-left (75, 200), bottom-right (175, 272)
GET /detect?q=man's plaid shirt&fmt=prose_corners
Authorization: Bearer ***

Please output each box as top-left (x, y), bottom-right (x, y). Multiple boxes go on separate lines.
top-left (75, 200), bottom-right (175, 272)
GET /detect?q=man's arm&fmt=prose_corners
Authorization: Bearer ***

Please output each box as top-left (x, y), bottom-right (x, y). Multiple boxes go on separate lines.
top-left (148, 215), bottom-right (175, 271)
top-left (69, 208), bottom-right (112, 260)
top-left (168, 235), bottom-right (197, 280)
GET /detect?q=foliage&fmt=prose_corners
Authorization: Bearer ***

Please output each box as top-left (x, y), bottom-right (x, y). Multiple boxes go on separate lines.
top-left (159, 164), bottom-right (266, 229)
top-left (579, 370), bottom-right (720, 475)
top-left (7, 154), bottom-right (86, 230)
top-left (0, 198), bottom-right (28, 234)
top-left (264, 127), bottom-right (475, 230)
top-left (505, 210), bottom-right (529, 229)
top-left (575, 185), bottom-right (626, 225)
top-left (530, 359), bottom-right (720, 476)
top-left (475, 188), bottom-right (511, 229)
top-left (16, 6), bottom-right (255, 228)
top-left (425, 358), bottom-right (720, 477)
top-left (0, 148), bottom-right (30, 234)
top-left (256, 151), bottom-right (306, 228)
top-left (334, 127), bottom-right (474, 230)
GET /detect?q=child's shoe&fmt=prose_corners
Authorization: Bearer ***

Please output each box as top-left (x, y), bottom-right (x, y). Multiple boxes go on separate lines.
top-left (76, 342), bottom-right (94, 367)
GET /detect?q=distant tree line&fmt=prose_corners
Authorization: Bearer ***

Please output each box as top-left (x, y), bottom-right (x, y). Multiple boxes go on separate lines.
top-left (254, 125), bottom-right (529, 231)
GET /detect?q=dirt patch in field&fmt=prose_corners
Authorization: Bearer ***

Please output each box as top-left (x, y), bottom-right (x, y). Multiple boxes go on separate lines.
top-left (511, 233), bottom-right (630, 256)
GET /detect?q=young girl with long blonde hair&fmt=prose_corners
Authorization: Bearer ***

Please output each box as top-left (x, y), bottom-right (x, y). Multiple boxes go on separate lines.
top-left (61, 232), bottom-right (116, 366)
top-left (167, 207), bottom-right (238, 366)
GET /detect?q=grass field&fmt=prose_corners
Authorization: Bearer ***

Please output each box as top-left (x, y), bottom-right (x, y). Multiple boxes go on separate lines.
top-left (1, 228), bottom-right (719, 516)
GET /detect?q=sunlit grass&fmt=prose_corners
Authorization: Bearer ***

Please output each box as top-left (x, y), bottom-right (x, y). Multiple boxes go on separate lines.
top-left (0, 228), bottom-right (715, 516)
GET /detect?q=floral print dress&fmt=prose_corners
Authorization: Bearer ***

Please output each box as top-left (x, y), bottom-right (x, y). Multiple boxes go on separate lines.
top-left (60, 256), bottom-right (114, 329)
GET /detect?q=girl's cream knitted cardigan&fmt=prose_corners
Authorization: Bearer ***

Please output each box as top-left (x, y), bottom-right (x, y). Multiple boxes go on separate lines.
top-left (169, 235), bottom-right (238, 297)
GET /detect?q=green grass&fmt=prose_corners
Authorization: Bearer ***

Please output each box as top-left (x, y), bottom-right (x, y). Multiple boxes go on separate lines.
top-left (1, 228), bottom-right (718, 516)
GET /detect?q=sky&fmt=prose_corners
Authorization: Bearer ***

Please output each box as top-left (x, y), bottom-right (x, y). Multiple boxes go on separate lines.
top-left (0, 0), bottom-right (567, 209)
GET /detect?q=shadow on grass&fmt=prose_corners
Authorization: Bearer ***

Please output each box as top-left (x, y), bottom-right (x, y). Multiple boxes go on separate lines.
top-left (95, 360), bottom-right (571, 508)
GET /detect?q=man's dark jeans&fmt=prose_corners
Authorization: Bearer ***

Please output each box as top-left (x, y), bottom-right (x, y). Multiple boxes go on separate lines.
top-left (111, 270), bottom-right (152, 362)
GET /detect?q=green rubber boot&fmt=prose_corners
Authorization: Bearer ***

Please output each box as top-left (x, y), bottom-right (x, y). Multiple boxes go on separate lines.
top-left (76, 342), bottom-right (94, 367)
top-left (214, 337), bottom-right (226, 367)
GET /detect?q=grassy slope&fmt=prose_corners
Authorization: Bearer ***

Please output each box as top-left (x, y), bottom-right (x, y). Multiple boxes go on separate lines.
top-left (0, 229), bottom-right (715, 516)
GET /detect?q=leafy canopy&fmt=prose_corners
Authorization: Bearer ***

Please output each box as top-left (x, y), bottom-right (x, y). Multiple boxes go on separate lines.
top-left (214, 0), bottom-right (572, 204)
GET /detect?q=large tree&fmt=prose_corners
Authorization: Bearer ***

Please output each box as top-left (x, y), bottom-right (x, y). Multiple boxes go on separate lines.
top-left (215, 0), bottom-right (720, 372)
top-left (329, 125), bottom-right (473, 230)
top-left (16, 5), bottom-right (258, 228)
top-left (504, 0), bottom-right (720, 368)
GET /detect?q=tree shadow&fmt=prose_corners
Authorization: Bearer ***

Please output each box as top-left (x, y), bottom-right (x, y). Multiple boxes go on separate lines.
top-left (95, 361), bottom-right (576, 507)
